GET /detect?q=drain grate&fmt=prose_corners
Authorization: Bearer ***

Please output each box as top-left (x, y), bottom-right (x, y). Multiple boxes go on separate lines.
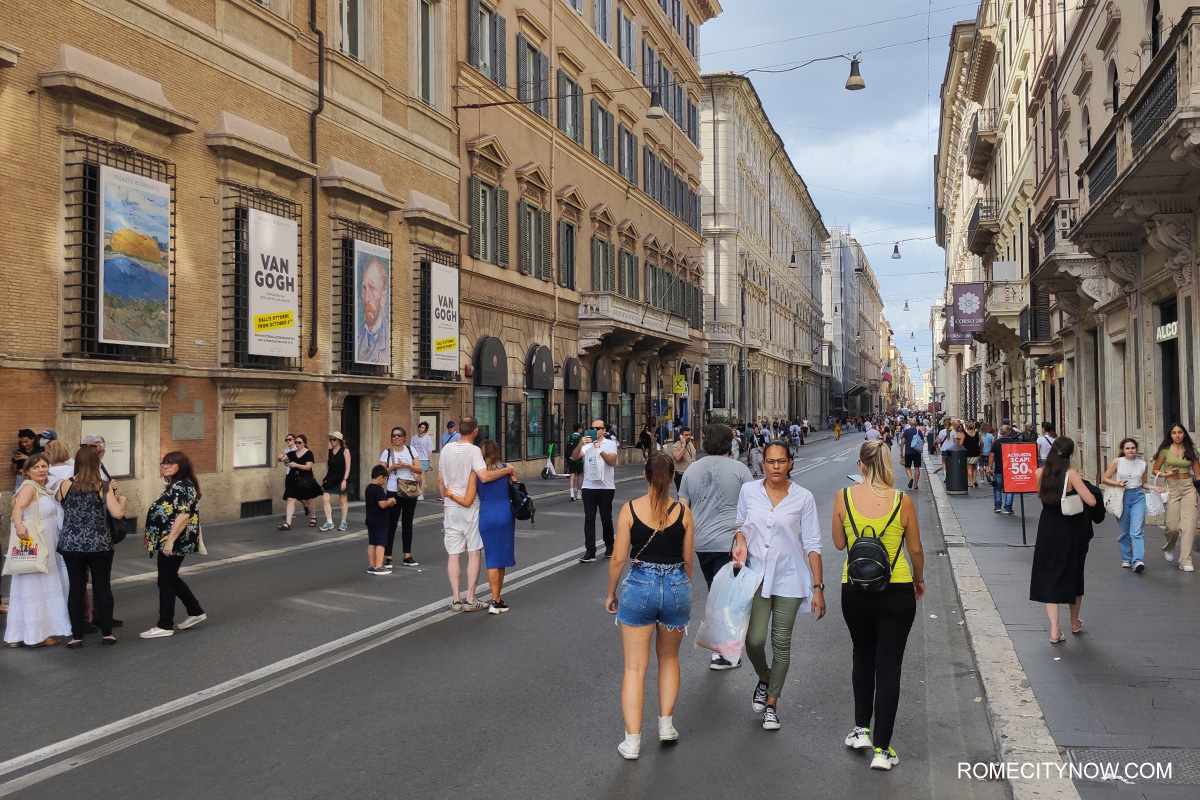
top-left (1066, 748), bottom-right (1200, 785)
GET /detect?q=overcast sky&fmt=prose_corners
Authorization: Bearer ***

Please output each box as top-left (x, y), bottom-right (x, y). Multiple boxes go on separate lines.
top-left (700, 0), bottom-right (976, 403)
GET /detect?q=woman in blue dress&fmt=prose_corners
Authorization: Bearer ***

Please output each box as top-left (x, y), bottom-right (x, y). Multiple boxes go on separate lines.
top-left (477, 439), bottom-right (516, 614)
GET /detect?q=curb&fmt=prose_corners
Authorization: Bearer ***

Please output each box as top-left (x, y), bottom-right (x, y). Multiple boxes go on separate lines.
top-left (926, 474), bottom-right (1081, 800)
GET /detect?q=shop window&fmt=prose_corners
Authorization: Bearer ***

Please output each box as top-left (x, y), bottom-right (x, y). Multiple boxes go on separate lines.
top-left (504, 402), bottom-right (523, 461)
top-left (233, 414), bottom-right (271, 468)
top-left (416, 244), bottom-right (461, 381)
top-left (62, 135), bottom-right (176, 363)
top-left (526, 390), bottom-right (545, 458)
top-left (333, 219), bottom-right (392, 376)
top-left (620, 393), bottom-right (633, 447)
top-left (222, 184), bottom-right (302, 370)
top-left (475, 386), bottom-right (499, 443)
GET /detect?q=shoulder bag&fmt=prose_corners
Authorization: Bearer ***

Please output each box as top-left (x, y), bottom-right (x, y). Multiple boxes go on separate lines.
top-left (102, 484), bottom-right (127, 545)
top-left (395, 447), bottom-right (421, 498)
top-left (3, 484), bottom-right (51, 575)
top-left (1060, 471), bottom-right (1085, 516)
top-left (1101, 483), bottom-right (1125, 519)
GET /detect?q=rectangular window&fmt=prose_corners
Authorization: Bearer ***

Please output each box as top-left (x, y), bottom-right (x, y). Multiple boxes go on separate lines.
top-left (469, 176), bottom-right (509, 267)
top-left (516, 35), bottom-right (550, 119)
top-left (617, 9), bottom-right (637, 72)
top-left (419, 0), bottom-right (435, 104)
top-left (339, 0), bottom-right (365, 62)
top-left (618, 249), bottom-right (639, 300)
top-left (556, 70), bottom-right (584, 143)
top-left (686, 17), bottom-right (698, 57)
top-left (558, 220), bottom-right (576, 289)
top-left (617, 124), bottom-right (638, 183)
top-left (469, 0), bottom-right (506, 87)
top-left (591, 100), bottom-right (615, 166)
top-left (592, 236), bottom-right (616, 292)
top-left (567, 0), bottom-right (581, 11)
top-left (517, 201), bottom-right (552, 279)
top-left (80, 417), bottom-right (135, 477)
top-left (233, 414), bottom-right (270, 469)
top-left (416, 246), bottom-right (460, 380)
top-left (595, 0), bottom-right (612, 44)
top-left (333, 218), bottom-right (392, 376)
top-left (504, 402), bottom-right (523, 461)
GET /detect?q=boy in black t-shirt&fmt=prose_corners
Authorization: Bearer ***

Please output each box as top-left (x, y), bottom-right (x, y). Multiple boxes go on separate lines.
top-left (365, 465), bottom-right (396, 575)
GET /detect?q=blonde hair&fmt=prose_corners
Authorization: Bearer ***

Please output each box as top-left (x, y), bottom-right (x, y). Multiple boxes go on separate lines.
top-left (858, 439), bottom-right (894, 490)
top-left (44, 440), bottom-right (71, 464)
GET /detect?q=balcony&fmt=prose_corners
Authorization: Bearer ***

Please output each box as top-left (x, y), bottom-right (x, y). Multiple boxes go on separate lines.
top-left (982, 280), bottom-right (1025, 353)
top-left (578, 292), bottom-right (690, 353)
top-left (967, 198), bottom-right (1000, 256)
top-left (1074, 10), bottom-right (1199, 243)
top-left (965, 1), bottom-right (997, 104)
top-left (1019, 297), bottom-right (1056, 361)
top-left (966, 109), bottom-right (998, 181)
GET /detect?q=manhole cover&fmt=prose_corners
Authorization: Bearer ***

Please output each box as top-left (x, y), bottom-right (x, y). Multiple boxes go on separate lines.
top-left (1066, 748), bottom-right (1200, 785)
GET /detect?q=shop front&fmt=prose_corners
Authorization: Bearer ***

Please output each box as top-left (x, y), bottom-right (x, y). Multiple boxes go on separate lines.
top-left (474, 336), bottom-right (507, 444)
top-left (526, 344), bottom-right (553, 462)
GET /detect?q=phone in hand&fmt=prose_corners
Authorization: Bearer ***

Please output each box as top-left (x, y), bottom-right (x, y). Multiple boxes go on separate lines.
top-left (592, 429), bottom-right (604, 442)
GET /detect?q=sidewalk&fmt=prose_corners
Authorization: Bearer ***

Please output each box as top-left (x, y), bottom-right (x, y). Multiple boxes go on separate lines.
top-left (929, 471), bottom-right (1200, 799)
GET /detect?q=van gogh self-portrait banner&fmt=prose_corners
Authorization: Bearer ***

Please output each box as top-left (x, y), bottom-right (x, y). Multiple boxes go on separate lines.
top-left (247, 208), bottom-right (299, 357)
top-left (354, 240), bottom-right (391, 366)
top-left (98, 166), bottom-right (171, 347)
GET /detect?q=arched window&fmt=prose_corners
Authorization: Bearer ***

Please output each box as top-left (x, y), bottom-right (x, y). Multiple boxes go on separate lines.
top-left (1082, 107), bottom-right (1092, 153)
top-left (1110, 63), bottom-right (1120, 114)
top-left (1151, 0), bottom-right (1163, 57)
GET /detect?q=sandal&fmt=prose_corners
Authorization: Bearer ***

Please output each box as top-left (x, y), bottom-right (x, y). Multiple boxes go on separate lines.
top-left (1071, 619), bottom-right (1084, 634)
top-left (1050, 632), bottom-right (1066, 643)
top-left (309, 517), bottom-right (317, 527)
top-left (277, 523), bottom-right (293, 530)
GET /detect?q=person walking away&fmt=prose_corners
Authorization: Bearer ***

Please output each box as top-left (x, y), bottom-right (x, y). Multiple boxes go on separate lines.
top-left (320, 432), bottom-right (352, 532)
top-left (363, 465), bottom-right (396, 574)
top-left (44, 440), bottom-right (75, 491)
top-left (1102, 438), bottom-right (1158, 573)
top-left (278, 435), bottom-right (321, 529)
top-left (476, 440), bottom-right (517, 614)
top-left (731, 442), bottom-right (825, 731)
top-left (1036, 422), bottom-right (1056, 467)
top-left (380, 427), bottom-right (423, 569)
top-left (980, 427), bottom-right (995, 483)
top-left (440, 421), bottom-right (460, 449)
top-left (439, 417), bottom-right (511, 610)
top-left (1030, 437), bottom-right (1098, 642)
top-left (637, 424), bottom-right (654, 463)
top-left (669, 427), bottom-right (696, 491)
top-left (936, 423), bottom-right (952, 473)
top-left (678, 424), bottom-right (752, 669)
top-left (963, 422), bottom-right (982, 487)
top-left (56, 446), bottom-right (125, 646)
top-left (411, 421), bottom-right (435, 500)
top-left (606, 453), bottom-right (695, 759)
top-left (574, 420), bottom-right (619, 562)
top-left (565, 424), bottom-right (584, 501)
top-left (831, 440), bottom-right (924, 770)
top-left (139, 451), bottom-right (206, 639)
top-left (1151, 423), bottom-right (1200, 570)
top-left (4, 454), bottom-right (70, 647)
top-left (902, 421), bottom-right (923, 491)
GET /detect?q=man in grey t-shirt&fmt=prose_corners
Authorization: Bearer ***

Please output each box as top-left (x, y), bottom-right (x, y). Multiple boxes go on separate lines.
top-left (679, 423), bottom-right (753, 670)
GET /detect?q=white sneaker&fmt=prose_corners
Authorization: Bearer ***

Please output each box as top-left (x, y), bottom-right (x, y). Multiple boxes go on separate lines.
top-left (177, 613), bottom-right (207, 630)
top-left (139, 627), bottom-right (174, 639)
top-left (1182, 564), bottom-right (1195, 572)
top-left (1166, 551), bottom-right (1177, 562)
top-left (658, 716), bottom-right (679, 741)
top-left (845, 726), bottom-right (873, 750)
top-left (871, 747), bottom-right (899, 770)
top-left (1120, 561), bottom-right (1132, 569)
top-left (618, 732), bottom-right (641, 760)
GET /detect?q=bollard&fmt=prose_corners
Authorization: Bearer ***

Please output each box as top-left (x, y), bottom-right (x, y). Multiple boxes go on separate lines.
top-left (945, 449), bottom-right (969, 495)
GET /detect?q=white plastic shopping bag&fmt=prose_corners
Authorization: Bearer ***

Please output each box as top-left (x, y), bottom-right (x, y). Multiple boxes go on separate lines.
top-left (694, 562), bottom-right (762, 662)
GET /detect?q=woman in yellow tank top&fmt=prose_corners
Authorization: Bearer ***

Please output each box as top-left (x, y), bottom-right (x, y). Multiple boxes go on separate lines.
top-left (830, 439), bottom-right (924, 772)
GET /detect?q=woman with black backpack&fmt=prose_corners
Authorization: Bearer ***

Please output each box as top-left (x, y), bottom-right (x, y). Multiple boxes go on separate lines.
top-left (830, 439), bottom-right (924, 771)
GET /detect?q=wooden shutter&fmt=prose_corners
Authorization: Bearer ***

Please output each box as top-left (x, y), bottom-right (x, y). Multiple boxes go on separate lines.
top-left (590, 99), bottom-right (600, 157)
top-left (592, 236), bottom-right (602, 291)
top-left (572, 84), bottom-right (583, 143)
top-left (631, 255), bottom-right (640, 301)
top-left (516, 33), bottom-right (529, 103)
top-left (557, 70), bottom-right (568, 133)
top-left (558, 220), bottom-right (571, 288)
top-left (606, 241), bottom-right (616, 292)
top-left (494, 15), bottom-right (507, 88)
top-left (539, 209), bottom-right (552, 280)
top-left (617, 124), bottom-right (627, 178)
top-left (537, 52), bottom-right (551, 118)
top-left (630, 133), bottom-right (638, 184)
top-left (467, 0), bottom-right (480, 69)
top-left (518, 199), bottom-right (531, 274)
top-left (496, 187), bottom-right (510, 267)
top-left (468, 175), bottom-right (482, 260)
top-left (604, 111), bottom-right (615, 167)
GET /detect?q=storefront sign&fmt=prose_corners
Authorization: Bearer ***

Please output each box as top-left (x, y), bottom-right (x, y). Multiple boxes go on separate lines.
top-left (672, 374), bottom-right (687, 394)
top-left (1001, 443), bottom-right (1039, 492)
top-left (247, 209), bottom-right (299, 357)
top-left (952, 282), bottom-right (986, 332)
top-left (233, 415), bottom-right (269, 468)
top-left (1157, 321), bottom-right (1179, 342)
top-left (98, 166), bottom-right (171, 348)
top-left (429, 262), bottom-right (459, 371)
top-left (81, 417), bottom-right (133, 478)
top-left (353, 240), bottom-right (390, 365)
top-left (945, 304), bottom-right (971, 344)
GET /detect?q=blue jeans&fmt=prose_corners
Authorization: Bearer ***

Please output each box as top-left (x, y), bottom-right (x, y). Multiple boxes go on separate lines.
top-left (992, 474), bottom-right (1012, 511)
top-left (1117, 489), bottom-right (1146, 563)
top-left (615, 562), bottom-right (691, 630)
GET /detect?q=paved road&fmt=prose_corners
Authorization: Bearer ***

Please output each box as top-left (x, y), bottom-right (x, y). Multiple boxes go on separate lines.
top-left (1, 437), bottom-right (1006, 799)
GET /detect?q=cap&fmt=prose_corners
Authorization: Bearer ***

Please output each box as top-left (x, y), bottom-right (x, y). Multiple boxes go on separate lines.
top-left (447, 421), bottom-right (456, 428)
top-left (38, 429), bottom-right (58, 442)
top-left (328, 431), bottom-right (344, 441)
top-left (1001, 418), bottom-right (1010, 425)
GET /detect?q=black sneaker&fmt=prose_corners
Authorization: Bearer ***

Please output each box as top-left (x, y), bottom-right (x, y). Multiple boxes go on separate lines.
top-left (580, 553), bottom-right (597, 563)
top-left (907, 479), bottom-right (913, 489)
top-left (604, 549), bottom-right (614, 559)
top-left (751, 680), bottom-right (769, 712)
top-left (762, 705), bottom-right (781, 730)
top-left (402, 557), bottom-right (419, 567)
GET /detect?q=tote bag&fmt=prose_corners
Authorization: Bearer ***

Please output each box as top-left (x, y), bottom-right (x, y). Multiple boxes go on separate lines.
top-left (1145, 475), bottom-right (1168, 519)
top-left (1102, 485), bottom-right (1125, 519)
top-left (3, 485), bottom-right (51, 575)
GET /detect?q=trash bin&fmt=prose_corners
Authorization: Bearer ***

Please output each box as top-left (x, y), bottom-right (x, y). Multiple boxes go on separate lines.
top-left (945, 448), bottom-right (969, 495)
top-left (927, 430), bottom-right (937, 455)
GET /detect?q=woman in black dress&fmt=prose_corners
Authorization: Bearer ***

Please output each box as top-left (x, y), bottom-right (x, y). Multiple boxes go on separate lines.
top-left (279, 435), bottom-right (323, 530)
top-left (1030, 437), bottom-right (1097, 642)
top-left (963, 422), bottom-right (983, 487)
top-left (637, 425), bottom-right (654, 462)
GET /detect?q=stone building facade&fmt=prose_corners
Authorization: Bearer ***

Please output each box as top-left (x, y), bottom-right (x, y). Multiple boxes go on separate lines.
top-left (700, 73), bottom-right (827, 425)
top-left (823, 229), bottom-right (883, 417)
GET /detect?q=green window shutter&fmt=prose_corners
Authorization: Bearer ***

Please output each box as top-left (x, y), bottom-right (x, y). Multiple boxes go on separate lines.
top-left (537, 52), bottom-right (551, 118)
top-left (468, 0), bottom-right (480, 69)
top-left (539, 209), bottom-right (552, 280)
top-left (592, 236), bottom-right (602, 291)
top-left (557, 70), bottom-right (568, 133)
top-left (468, 175), bottom-right (482, 260)
top-left (496, 187), bottom-right (510, 267)
top-left (631, 256), bottom-right (640, 301)
top-left (631, 134), bottom-right (638, 184)
top-left (617, 124), bottom-right (626, 178)
top-left (590, 99), bottom-right (600, 157)
top-left (605, 111), bottom-right (615, 167)
top-left (516, 33), bottom-right (529, 103)
top-left (494, 15), bottom-right (507, 88)
top-left (572, 84), bottom-right (583, 143)
top-left (606, 242), bottom-right (616, 292)
top-left (518, 199), bottom-right (531, 274)
top-left (558, 220), bottom-right (570, 287)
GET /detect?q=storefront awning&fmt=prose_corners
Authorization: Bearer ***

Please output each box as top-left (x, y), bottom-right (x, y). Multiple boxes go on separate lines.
top-left (475, 336), bottom-right (507, 387)
top-left (527, 344), bottom-right (553, 391)
top-left (563, 357), bottom-right (582, 391)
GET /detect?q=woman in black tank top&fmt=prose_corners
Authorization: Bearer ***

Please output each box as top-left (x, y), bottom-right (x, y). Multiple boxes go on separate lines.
top-left (605, 454), bottom-right (695, 761)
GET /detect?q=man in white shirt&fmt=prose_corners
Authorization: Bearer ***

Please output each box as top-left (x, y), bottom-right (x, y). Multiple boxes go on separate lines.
top-left (438, 417), bottom-right (511, 611)
top-left (572, 418), bottom-right (619, 562)
top-left (865, 423), bottom-right (882, 442)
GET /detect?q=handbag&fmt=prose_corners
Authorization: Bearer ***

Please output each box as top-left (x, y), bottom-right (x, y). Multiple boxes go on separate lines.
top-left (392, 446), bottom-right (421, 498)
top-left (3, 484), bottom-right (51, 575)
top-left (103, 484), bottom-right (127, 545)
top-left (1059, 472), bottom-right (1085, 516)
top-left (1102, 485), bottom-right (1124, 519)
top-left (196, 523), bottom-right (208, 555)
top-left (1145, 474), bottom-right (1168, 519)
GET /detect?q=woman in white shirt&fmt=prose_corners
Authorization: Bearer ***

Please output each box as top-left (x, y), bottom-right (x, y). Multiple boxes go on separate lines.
top-left (1101, 438), bottom-right (1161, 573)
top-left (732, 440), bottom-right (826, 731)
top-left (411, 422), bottom-right (435, 500)
top-left (379, 427), bottom-right (423, 570)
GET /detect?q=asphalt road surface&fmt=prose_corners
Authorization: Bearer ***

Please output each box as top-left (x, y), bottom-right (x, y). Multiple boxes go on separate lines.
top-left (1, 437), bottom-right (1008, 799)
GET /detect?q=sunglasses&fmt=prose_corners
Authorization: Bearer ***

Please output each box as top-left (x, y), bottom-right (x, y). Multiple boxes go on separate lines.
top-left (392, 433), bottom-right (406, 438)
top-left (285, 437), bottom-right (295, 442)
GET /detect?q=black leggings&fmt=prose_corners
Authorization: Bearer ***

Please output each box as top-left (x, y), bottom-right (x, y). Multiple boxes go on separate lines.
top-left (157, 552), bottom-right (204, 630)
top-left (61, 550), bottom-right (114, 638)
top-left (385, 493), bottom-right (418, 558)
top-left (841, 583), bottom-right (917, 751)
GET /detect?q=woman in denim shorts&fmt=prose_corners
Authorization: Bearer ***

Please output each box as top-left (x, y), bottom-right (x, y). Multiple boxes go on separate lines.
top-left (605, 453), bottom-right (695, 760)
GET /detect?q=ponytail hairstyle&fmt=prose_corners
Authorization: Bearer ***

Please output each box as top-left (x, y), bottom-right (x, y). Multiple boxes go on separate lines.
top-left (859, 439), bottom-right (894, 491)
top-left (1038, 436), bottom-right (1074, 504)
top-left (643, 452), bottom-right (675, 523)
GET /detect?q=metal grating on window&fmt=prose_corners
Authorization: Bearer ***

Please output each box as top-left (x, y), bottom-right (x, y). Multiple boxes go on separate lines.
top-left (221, 185), bottom-right (302, 370)
top-left (415, 243), bottom-right (460, 381)
top-left (63, 135), bottom-right (177, 363)
top-left (331, 218), bottom-right (392, 376)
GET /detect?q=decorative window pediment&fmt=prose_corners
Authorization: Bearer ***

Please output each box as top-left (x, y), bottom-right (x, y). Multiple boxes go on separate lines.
top-left (321, 156), bottom-right (402, 212)
top-left (557, 184), bottom-right (587, 225)
top-left (206, 111), bottom-right (316, 179)
top-left (556, 45), bottom-right (585, 76)
top-left (642, 233), bottom-right (661, 253)
top-left (0, 41), bottom-right (21, 68)
top-left (516, 9), bottom-right (551, 43)
top-left (590, 203), bottom-right (616, 238)
top-left (1095, 2), bottom-right (1120, 55)
top-left (516, 161), bottom-right (552, 206)
top-left (617, 219), bottom-right (639, 250)
top-left (466, 134), bottom-right (512, 173)
top-left (589, 78), bottom-right (615, 104)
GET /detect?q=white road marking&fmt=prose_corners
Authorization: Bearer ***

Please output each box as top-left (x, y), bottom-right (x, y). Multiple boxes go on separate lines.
top-left (0, 546), bottom-right (587, 792)
top-left (284, 597), bottom-right (351, 613)
top-left (322, 590), bottom-right (397, 602)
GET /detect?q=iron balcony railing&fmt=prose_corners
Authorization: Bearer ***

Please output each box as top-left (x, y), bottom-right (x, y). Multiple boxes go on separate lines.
top-left (1131, 55), bottom-right (1177, 152)
top-left (967, 198), bottom-right (1000, 244)
top-left (1087, 140), bottom-right (1118, 205)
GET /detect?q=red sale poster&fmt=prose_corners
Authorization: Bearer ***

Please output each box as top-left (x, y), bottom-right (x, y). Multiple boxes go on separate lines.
top-left (1001, 443), bottom-right (1039, 493)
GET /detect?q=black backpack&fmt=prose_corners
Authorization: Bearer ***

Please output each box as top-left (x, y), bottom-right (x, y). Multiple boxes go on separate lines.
top-left (843, 489), bottom-right (904, 593)
top-left (509, 480), bottom-right (535, 523)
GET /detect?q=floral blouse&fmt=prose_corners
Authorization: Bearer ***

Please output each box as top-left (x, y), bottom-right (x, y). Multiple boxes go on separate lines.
top-left (144, 479), bottom-right (200, 556)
